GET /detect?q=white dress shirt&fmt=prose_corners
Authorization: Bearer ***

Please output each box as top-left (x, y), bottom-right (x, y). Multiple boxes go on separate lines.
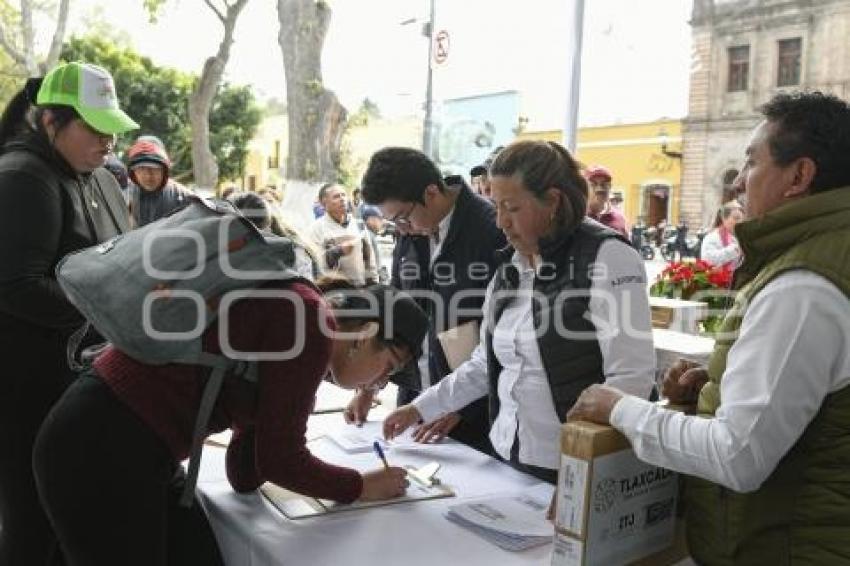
top-left (417, 205), bottom-right (456, 390)
top-left (414, 239), bottom-right (655, 469)
top-left (611, 271), bottom-right (850, 492)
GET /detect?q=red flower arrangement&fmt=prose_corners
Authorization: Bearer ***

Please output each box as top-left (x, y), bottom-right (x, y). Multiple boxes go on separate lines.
top-left (650, 259), bottom-right (734, 334)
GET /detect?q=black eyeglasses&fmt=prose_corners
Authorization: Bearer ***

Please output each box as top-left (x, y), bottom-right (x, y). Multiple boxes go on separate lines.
top-left (363, 346), bottom-right (408, 392)
top-left (389, 201), bottom-right (419, 227)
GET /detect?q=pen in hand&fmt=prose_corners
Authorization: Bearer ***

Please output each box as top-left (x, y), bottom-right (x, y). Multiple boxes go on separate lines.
top-left (373, 440), bottom-right (389, 470)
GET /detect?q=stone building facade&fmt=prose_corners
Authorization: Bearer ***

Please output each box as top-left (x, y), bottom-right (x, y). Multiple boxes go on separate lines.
top-left (682, 0), bottom-right (850, 227)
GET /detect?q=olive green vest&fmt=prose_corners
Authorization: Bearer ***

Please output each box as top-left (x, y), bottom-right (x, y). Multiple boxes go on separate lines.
top-left (686, 187), bottom-right (850, 565)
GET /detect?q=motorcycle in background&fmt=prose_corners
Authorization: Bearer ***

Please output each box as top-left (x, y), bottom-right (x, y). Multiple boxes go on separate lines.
top-left (660, 223), bottom-right (704, 261)
top-left (630, 224), bottom-right (656, 260)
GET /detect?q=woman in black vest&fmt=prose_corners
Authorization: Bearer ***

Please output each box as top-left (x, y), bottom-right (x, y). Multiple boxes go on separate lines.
top-left (0, 62), bottom-right (135, 565)
top-left (383, 140), bottom-right (655, 482)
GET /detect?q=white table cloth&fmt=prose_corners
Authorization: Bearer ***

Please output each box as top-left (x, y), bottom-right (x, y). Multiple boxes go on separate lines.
top-left (197, 411), bottom-right (555, 566)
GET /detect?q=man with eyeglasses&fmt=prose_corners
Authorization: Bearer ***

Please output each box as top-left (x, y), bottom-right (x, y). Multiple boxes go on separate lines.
top-left (343, 147), bottom-right (506, 455)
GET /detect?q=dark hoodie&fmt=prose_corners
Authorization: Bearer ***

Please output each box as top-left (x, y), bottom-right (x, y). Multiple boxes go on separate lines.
top-left (125, 138), bottom-right (191, 227)
top-left (0, 130), bottom-right (129, 362)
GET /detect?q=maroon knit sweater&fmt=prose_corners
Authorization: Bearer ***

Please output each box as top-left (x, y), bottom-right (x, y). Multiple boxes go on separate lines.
top-left (94, 281), bottom-right (362, 503)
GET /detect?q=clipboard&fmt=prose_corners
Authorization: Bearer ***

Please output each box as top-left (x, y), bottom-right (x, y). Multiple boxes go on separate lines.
top-left (260, 462), bottom-right (454, 520)
top-left (436, 321), bottom-right (480, 371)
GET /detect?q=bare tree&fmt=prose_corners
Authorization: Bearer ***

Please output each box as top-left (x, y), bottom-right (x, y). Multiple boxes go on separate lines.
top-left (188, 0), bottom-right (249, 189)
top-left (0, 0), bottom-right (70, 75)
top-left (277, 0), bottom-right (346, 182)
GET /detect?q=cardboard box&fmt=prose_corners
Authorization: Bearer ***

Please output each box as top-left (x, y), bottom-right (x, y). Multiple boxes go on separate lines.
top-left (551, 421), bottom-right (681, 566)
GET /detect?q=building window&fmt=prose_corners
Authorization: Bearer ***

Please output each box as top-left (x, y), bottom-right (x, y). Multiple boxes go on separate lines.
top-left (727, 45), bottom-right (749, 92)
top-left (777, 38), bottom-right (802, 87)
top-left (267, 140), bottom-right (281, 169)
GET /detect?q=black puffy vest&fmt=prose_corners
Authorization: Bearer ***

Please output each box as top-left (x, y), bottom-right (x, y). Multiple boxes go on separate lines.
top-left (486, 219), bottom-right (627, 423)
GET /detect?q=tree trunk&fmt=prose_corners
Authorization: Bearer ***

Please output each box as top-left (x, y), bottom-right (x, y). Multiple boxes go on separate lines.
top-left (188, 0), bottom-right (249, 189)
top-left (277, 0), bottom-right (347, 183)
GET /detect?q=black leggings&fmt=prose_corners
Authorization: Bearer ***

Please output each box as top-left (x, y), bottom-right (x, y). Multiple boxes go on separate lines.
top-left (32, 374), bottom-right (223, 566)
top-left (0, 351), bottom-right (73, 566)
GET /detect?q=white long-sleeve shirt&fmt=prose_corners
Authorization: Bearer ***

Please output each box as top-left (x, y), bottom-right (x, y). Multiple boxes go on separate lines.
top-left (611, 271), bottom-right (850, 492)
top-left (700, 228), bottom-right (740, 267)
top-left (414, 239), bottom-right (655, 469)
top-left (308, 214), bottom-right (377, 285)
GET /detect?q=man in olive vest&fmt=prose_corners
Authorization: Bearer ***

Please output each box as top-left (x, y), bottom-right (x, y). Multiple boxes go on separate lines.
top-left (567, 91), bottom-right (850, 565)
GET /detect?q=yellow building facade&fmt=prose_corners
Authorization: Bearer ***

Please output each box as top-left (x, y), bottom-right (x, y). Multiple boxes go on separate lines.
top-left (236, 114), bottom-right (682, 229)
top-left (228, 114), bottom-right (288, 193)
top-left (518, 119), bottom-right (683, 227)
top-left (234, 114), bottom-right (420, 194)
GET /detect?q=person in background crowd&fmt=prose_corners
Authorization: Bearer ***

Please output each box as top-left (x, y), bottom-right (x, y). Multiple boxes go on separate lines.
top-left (469, 164), bottom-right (487, 195)
top-left (230, 191), bottom-right (318, 281)
top-left (585, 165), bottom-right (629, 238)
top-left (308, 183), bottom-right (378, 286)
top-left (230, 191), bottom-right (273, 231)
top-left (361, 205), bottom-right (389, 284)
top-left (0, 61), bottom-right (136, 566)
top-left (220, 185), bottom-right (238, 200)
top-left (125, 136), bottom-right (191, 227)
top-left (104, 154), bottom-right (129, 192)
top-left (34, 281), bottom-right (428, 565)
top-left (568, 91), bottom-right (850, 565)
top-left (350, 187), bottom-right (365, 221)
top-left (346, 147), bottom-right (506, 455)
top-left (383, 140), bottom-right (654, 484)
top-left (701, 200), bottom-right (744, 270)
top-left (312, 196), bottom-right (326, 219)
top-left (610, 192), bottom-right (624, 212)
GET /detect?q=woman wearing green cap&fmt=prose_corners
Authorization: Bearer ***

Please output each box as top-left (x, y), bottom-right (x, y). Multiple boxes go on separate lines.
top-left (0, 61), bottom-right (136, 564)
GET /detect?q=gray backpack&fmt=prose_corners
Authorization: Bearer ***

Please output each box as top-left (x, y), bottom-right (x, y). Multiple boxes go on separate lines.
top-left (57, 197), bottom-right (301, 505)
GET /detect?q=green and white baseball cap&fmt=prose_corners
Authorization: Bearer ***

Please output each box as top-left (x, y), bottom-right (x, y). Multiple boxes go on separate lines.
top-left (37, 61), bottom-right (139, 135)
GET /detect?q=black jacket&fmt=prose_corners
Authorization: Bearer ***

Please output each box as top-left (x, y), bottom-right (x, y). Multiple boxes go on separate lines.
top-left (390, 180), bottom-right (506, 453)
top-left (0, 131), bottom-right (129, 371)
top-left (391, 180), bottom-right (506, 389)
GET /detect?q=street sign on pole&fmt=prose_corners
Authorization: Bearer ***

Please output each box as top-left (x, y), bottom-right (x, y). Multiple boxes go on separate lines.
top-left (432, 29), bottom-right (450, 68)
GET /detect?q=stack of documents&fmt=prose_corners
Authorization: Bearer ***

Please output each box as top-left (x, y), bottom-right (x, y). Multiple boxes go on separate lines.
top-left (445, 485), bottom-right (554, 551)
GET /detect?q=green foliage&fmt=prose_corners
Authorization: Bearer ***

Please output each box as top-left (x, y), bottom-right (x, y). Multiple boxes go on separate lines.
top-left (337, 98), bottom-right (381, 186)
top-left (143, 0), bottom-right (167, 23)
top-left (210, 84), bottom-right (262, 181)
top-left (347, 97), bottom-right (380, 127)
top-left (0, 50), bottom-right (23, 109)
top-left (61, 35), bottom-right (260, 185)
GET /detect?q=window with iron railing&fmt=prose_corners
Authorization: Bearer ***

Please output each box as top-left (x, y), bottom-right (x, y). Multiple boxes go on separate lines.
top-left (727, 45), bottom-right (749, 92)
top-left (777, 38), bottom-right (801, 87)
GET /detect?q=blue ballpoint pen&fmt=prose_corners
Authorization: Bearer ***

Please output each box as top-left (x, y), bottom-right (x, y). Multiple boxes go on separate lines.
top-left (373, 440), bottom-right (390, 470)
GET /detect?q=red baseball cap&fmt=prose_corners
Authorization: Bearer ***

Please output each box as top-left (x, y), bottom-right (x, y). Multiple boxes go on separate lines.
top-left (585, 165), bottom-right (612, 182)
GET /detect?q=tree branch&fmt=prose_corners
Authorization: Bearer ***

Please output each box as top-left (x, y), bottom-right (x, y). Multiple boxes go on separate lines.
top-left (43, 0), bottom-right (70, 73)
top-left (20, 0), bottom-right (38, 75)
top-left (203, 0), bottom-right (226, 25)
top-left (0, 23), bottom-right (26, 68)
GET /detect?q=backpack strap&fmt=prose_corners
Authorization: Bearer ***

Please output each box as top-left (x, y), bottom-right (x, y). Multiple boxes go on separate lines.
top-left (176, 352), bottom-right (258, 507)
top-left (178, 352), bottom-right (236, 507)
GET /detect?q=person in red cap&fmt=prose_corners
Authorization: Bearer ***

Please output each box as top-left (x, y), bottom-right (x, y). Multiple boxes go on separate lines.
top-left (125, 135), bottom-right (191, 227)
top-left (586, 165), bottom-right (629, 238)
